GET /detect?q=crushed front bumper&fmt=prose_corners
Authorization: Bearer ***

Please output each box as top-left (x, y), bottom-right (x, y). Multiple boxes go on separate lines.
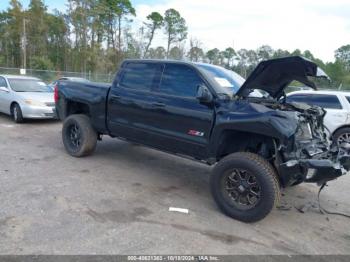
top-left (278, 150), bottom-right (350, 186)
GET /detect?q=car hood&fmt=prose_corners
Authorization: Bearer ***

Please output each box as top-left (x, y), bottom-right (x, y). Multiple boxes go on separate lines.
top-left (16, 92), bottom-right (54, 103)
top-left (235, 56), bottom-right (329, 99)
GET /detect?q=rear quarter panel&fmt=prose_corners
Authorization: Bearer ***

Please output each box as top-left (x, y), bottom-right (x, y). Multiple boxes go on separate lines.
top-left (57, 81), bottom-right (111, 133)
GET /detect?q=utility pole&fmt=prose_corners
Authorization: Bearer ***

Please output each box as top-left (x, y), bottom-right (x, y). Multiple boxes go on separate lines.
top-left (21, 18), bottom-right (27, 73)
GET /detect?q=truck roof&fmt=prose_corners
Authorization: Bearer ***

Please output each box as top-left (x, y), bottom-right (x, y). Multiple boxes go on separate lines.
top-left (122, 59), bottom-right (198, 66)
top-left (121, 59), bottom-right (221, 74)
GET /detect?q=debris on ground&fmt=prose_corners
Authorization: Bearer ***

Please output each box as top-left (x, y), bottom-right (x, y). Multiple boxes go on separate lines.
top-left (295, 202), bottom-right (317, 213)
top-left (169, 207), bottom-right (189, 214)
top-left (276, 204), bottom-right (292, 211)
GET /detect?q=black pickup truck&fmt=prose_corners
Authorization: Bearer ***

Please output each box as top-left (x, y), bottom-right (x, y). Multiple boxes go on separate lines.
top-left (55, 56), bottom-right (350, 222)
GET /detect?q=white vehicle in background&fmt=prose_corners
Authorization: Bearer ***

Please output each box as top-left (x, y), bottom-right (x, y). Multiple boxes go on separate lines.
top-left (287, 90), bottom-right (350, 146)
top-left (57, 77), bottom-right (90, 82)
top-left (0, 75), bottom-right (55, 123)
top-left (48, 77), bottom-right (90, 91)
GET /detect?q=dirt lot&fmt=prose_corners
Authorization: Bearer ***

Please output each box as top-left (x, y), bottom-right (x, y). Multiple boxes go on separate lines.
top-left (0, 113), bottom-right (350, 255)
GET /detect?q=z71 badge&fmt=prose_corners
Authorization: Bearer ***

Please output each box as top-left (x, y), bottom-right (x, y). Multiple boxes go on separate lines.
top-left (188, 130), bottom-right (204, 137)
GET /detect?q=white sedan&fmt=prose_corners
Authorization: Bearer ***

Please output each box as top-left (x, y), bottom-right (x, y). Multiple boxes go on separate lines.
top-left (287, 90), bottom-right (350, 145)
top-left (0, 75), bottom-right (55, 123)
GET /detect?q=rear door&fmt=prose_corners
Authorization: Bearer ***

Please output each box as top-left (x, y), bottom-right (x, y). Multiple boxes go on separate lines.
top-left (107, 62), bottom-right (163, 144)
top-left (150, 63), bottom-right (215, 158)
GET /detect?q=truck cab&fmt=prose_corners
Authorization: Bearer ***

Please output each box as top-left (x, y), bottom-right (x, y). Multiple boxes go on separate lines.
top-left (108, 60), bottom-right (218, 159)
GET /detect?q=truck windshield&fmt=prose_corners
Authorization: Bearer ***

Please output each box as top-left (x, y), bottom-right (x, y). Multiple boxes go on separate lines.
top-left (9, 79), bottom-right (51, 92)
top-left (197, 63), bottom-right (245, 96)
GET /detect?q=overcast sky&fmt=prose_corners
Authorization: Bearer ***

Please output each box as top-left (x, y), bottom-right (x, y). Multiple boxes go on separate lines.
top-left (1, 0), bottom-right (349, 62)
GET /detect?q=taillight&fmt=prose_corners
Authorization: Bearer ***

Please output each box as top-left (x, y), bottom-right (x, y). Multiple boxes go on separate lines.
top-left (54, 84), bottom-right (59, 103)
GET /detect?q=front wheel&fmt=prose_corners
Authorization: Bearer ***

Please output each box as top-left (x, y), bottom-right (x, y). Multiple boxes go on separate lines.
top-left (11, 103), bottom-right (24, 123)
top-left (62, 114), bottom-right (97, 157)
top-left (210, 152), bottom-right (280, 223)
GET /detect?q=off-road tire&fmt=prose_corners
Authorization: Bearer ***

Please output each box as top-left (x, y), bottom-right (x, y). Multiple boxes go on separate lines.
top-left (210, 152), bottom-right (280, 223)
top-left (11, 103), bottom-right (24, 123)
top-left (62, 114), bottom-right (97, 157)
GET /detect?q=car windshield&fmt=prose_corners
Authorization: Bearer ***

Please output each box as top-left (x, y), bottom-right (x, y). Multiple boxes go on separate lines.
top-left (9, 79), bottom-right (52, 92)
top-left (197, 64), bottom-right (245, 96)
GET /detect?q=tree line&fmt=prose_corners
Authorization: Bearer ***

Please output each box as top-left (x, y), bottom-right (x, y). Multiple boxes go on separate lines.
top-left (0, 0), bottom-right (350, 88)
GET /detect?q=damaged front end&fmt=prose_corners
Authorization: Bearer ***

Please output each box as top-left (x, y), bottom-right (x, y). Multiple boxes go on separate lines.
top-left (234, 56), bottom-right (350, 187)
top-left (276, 102), bottom-right (350, 186)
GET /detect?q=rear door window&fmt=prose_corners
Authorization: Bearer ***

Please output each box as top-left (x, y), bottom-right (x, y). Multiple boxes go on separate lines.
top-left (287, 94), bottom-right (342, 109)
top-left (309, 94), bottom-right (342, 109)
top-left (286, 94), bottom-right (310, 104)
top-left (158, 64), bottom-right (203, 97)
top-left (120, 63), bottom-right (162, 91)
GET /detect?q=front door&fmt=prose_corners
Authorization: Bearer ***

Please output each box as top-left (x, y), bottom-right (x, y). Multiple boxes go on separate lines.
top-left (150, 63), bottom-right (215, 159)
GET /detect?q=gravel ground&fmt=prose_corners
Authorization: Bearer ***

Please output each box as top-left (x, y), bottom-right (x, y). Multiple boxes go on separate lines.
top-left (0, 113), bottom-right (349, 255)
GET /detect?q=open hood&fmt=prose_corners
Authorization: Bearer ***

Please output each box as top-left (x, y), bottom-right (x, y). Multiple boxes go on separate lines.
top-left (235, 56), bottom-right (329, 99)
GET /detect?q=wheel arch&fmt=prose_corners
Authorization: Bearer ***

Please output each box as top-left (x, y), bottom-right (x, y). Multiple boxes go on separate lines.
top-left (10, 101), bottom-right (18, 110)
top-left (212, 129), bottom-right (278, 161)
top-left (57, 93), bottom-right (106, 133)
top-left (60, 98), bottom-right (91, 119)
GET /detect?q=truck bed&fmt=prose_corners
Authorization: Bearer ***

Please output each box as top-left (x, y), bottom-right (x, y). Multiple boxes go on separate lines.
top-left (56, 80), bottom-right (111, 132)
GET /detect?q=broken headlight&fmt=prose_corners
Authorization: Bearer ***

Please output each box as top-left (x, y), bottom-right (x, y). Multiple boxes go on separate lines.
top-left (295, 122), bottom-right (313, 141)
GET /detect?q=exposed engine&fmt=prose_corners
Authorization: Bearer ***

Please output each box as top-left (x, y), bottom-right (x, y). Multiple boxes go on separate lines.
top-left (247, 96), bottom-right (350, 185)
top-left (255, 98), bottom-right (332, 157)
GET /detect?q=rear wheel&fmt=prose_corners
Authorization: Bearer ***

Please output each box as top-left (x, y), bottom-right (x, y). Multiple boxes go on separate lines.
top-left (62, 114), bottom-right (97, 157)
top-left (210, 152), bottom-right (280, 223)
top-left (11, 103), bottom-right (24, 123)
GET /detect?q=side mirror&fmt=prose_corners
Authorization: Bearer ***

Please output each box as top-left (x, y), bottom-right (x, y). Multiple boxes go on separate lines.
top-left (0, 86), bottom-right (9, 93)
top-left (196, 84), bottom-right (213, 103)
